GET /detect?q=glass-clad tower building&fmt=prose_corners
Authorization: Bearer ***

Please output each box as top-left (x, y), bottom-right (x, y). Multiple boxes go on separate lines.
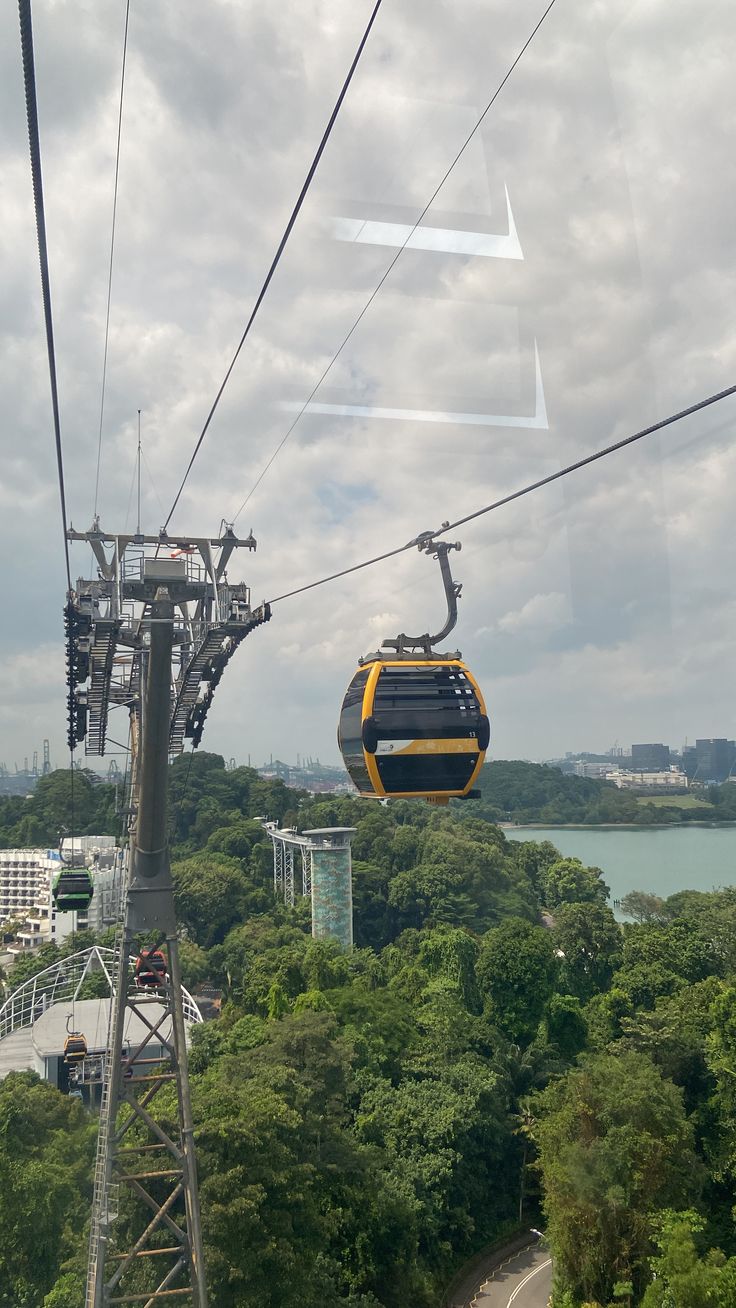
top-left (303, 827), bottom-right (356, 951)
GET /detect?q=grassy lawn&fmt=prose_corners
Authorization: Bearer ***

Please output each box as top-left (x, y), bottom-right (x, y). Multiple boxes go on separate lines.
top-left (636, 794), bottom-right (714, 809)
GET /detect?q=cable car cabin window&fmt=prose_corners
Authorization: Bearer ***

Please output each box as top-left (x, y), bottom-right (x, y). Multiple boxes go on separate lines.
top-left (376, 751), bottom-right (479, 795)
top-left (53, 870), bottom-right (93, 909)
top-left (136, 951), bottom-right (167, 987)
top-left (56, 874), bottom-right (92, 895)
top-left (338, 668), bottom-right (373, 794)
top-left (372, 666), bottom-right (484, 740)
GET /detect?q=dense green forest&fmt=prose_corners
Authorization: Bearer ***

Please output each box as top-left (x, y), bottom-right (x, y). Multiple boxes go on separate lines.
top-left (0, 768), bottom-right (119, 848)
top-left (3, 754), bottom-right (736, 1305)
top-left (472, 759), bottom-right (736, 825)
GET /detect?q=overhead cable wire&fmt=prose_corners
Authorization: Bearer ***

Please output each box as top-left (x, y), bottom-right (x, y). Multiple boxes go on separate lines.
top-left (230, 0), bottom-right (560, 524)
top-left (18, 0), bottom-right (81, 819)
top-left (169, 747), bottom-right (197, 846)
top-left (163, 0), bottom-right (386, 531)
top-left (93, 0), bottom-right (131, 520)
top-left (18, 0), bottom-right (72, 591)
top-left (141, 443), bottom-right (167, 521)
top-left (123, 447), bottom-right (139, 532)
top-left (265, 382), bottom-right (736, 606)
top-left (114, 722), bottom-right (132, 848)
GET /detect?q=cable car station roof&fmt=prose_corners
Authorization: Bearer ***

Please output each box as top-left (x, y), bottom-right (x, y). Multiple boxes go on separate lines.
top-left (0, 946), bottom-right (204, 1081)
top-left (31, 998), bottom-right (174, 1059)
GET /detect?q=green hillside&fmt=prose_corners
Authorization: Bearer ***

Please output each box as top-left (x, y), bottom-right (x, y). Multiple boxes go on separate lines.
top-left (4, 754), bottom-right (736, 1306)
top-left (471, 760), bottom-right (736, 825)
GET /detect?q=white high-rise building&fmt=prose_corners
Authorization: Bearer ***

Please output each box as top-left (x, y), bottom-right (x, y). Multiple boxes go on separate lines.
top-left (0, 848), bottom-right (59, 927)
top-left (3, 840), bottom-right (122, 964)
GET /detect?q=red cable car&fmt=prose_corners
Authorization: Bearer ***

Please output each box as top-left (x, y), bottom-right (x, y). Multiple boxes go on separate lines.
top-left (135, 948), bottom-right (167, 988)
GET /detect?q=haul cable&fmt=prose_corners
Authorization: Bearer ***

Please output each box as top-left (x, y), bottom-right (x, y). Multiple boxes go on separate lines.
top-left (265, 382), bottom-right (736, 606)
top-left (230, 0), bottom-right (560, 524)
top-left (163, 0), bottom-right (386, 530)
top-left (18, 0), bottom-right (72, 591)
top-left (93, 0), bottom-right (132, 520)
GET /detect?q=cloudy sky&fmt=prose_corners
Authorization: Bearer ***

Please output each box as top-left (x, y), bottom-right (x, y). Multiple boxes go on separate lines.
top-left (1, 0), bottom-right (734, 773)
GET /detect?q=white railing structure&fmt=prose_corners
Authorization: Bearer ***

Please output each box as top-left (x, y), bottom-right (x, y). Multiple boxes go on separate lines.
top-left (0, 946), bottom-right (203, 1043)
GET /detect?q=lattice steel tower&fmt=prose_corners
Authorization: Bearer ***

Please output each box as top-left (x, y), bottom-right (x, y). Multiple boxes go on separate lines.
top-left (65, 522), bottom-right (269, 1307)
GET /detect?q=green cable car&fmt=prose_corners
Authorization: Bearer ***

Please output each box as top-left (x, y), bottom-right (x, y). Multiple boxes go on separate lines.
top-left (52, 867), bottom-right (94, 913)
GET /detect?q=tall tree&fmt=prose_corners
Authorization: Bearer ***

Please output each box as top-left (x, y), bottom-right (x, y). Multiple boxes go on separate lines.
top-left (553, 901), bottom-right (622, 1000)
top-left (543, 857), bottom-right (609, 910)
top-left (536, 1052), bottom-right (702, 1304)
top-left (476, 918), bottom-right (557, 1043)
top-left (0, 1073), bottom-right (94, 1307)
top-left (641, 1211), bottom-right (736, 1308)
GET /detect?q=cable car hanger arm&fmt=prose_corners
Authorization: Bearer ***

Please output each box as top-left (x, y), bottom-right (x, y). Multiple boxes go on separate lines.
top-left (373, 535), bottom-right (462, 659)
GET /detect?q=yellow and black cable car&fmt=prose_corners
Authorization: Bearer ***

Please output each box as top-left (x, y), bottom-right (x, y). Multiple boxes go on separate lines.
top-left (338, 657), bottom-right (489, 803)
top-left (337, 536), bottom-right (490, 803)
top-left (64, 1031), bottom-right (88, 1063)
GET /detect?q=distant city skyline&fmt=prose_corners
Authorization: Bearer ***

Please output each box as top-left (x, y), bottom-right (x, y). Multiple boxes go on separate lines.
top-left (3, 732), bottom-right (736, 780)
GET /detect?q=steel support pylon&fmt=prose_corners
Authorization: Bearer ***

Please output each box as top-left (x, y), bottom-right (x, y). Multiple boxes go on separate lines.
top-left (86, 588), bottom-right (208, 1308)
top-left (64, 522), bottom-right (266, 1305)
top-left (266, 826), bottom-right (312, 905)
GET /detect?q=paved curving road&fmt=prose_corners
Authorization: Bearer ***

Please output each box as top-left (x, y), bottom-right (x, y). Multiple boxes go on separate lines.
top-left (470, 1242), bottom-right (552, 1308)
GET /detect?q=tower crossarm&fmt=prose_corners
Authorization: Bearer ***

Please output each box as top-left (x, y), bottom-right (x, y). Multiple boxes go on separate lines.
top-left (183, 603), bottom-right (271, 750)
top-left (65, 522), bottom-right (266, 759)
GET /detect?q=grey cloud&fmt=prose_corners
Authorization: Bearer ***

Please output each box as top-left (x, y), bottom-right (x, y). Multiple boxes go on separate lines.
top-left (1, 0), bottom-right (734, 769)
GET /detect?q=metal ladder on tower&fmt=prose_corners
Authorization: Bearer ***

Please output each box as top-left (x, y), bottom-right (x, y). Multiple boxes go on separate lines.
top-left (85, 922), bottom-right (126, 1308)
